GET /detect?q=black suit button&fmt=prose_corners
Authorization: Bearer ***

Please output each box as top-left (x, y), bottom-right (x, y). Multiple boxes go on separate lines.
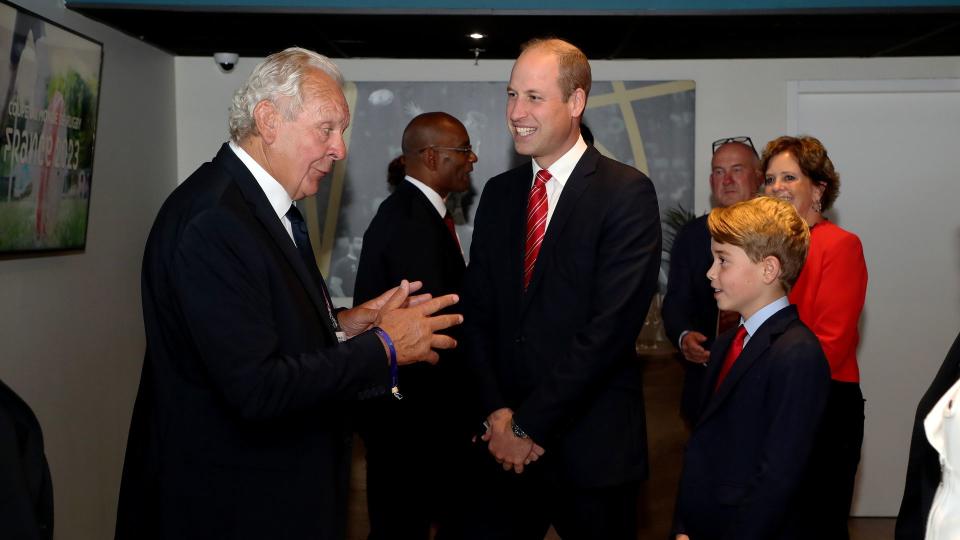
top-left (514, 335), bottom-right (525, 344)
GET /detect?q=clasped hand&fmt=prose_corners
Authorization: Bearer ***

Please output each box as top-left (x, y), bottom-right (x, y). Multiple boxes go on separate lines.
top-left (681, 331), bottom-right (710, 364)
top-left (337, 280), bottom-right (463, 365)
top-left (482, 408), bottom-right (545, 474)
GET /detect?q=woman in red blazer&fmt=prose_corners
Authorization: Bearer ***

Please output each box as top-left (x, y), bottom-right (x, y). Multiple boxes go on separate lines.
top-left (762, 135), bottom-right (868, 540)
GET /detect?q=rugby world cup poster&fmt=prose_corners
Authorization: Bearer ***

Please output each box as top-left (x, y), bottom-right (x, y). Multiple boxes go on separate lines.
top-left (0, 2), bottom-right (102, 255)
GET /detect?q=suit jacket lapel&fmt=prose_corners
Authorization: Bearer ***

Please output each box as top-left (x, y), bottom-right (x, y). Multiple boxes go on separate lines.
top-left (505, 167), bottom-right (530, 309)
top-left (697, 306), bottom-right (799, 424)
top-left (214, 144), bottom-right (336, 341)
top-left (697, 330), bottom-right (735, 422)
top-left (402, 181), bottom-right (465, 268)
top-left (521, 147), bottom-right (597, 313)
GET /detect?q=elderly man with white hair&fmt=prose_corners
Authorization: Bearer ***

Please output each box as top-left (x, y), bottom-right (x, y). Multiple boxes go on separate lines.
top-left (115, 48), bottom-right (462, 540)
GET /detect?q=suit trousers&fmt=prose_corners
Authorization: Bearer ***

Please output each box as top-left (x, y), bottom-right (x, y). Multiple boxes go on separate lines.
top-left (799, 381), bottom-right (865, 540)
top-left (454, 441), bottom-right (639, 540)
top-left (361, 395), bottom-right (472, 540)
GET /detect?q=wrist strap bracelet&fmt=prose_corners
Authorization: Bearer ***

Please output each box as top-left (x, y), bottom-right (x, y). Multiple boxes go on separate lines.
top-left (373, 327), bottom-right (402, 400)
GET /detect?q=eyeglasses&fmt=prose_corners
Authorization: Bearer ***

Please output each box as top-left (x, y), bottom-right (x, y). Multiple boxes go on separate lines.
top-left (712, 136), bottom-right (758, 158)
top-left (418, 145), bottom-right (475, 155)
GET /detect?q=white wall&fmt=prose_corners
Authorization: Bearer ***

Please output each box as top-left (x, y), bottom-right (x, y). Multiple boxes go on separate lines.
top-left (0, 2), bottom-right (176, 539)
top-left (177, 55), bottom-right (960, 214)
top-left (793, 80), bottom-right (960, 516)
top-left (177, 54), bottom-right (960, 517)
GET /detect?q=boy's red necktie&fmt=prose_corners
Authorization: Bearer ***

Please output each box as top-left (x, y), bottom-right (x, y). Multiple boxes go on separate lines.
top-left (715, 325), bottom-right (748, 392)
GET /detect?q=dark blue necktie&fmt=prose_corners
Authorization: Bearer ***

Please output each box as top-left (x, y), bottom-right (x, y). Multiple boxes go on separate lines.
top-left (286, 204), bottom-right (340, 332)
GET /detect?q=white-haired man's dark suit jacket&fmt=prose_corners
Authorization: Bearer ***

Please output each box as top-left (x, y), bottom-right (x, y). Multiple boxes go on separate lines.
top-left (116, 143), bottom-right (391, 540)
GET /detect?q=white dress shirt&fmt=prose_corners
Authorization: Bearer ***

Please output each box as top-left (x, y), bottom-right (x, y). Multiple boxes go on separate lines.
top-left (229, 141), bottom-right (295, 242)
top-left (404, 175), bottom-right (447, 217)
top-left (532, 135), bottom-right (588, 232)
top-left (924, 377), bottom-right (960, 540)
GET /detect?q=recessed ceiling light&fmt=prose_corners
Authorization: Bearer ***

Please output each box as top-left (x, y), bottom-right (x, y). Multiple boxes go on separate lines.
top-left (469, 33), bottom-right (485, 40)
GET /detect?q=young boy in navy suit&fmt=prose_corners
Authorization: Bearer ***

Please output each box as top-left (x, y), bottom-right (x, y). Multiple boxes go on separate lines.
top-left (673, 196), bottom-right (831, 540)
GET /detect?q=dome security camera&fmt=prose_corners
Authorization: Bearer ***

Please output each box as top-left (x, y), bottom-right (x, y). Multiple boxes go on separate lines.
top-left (214, 52), bottom-right (239, 72)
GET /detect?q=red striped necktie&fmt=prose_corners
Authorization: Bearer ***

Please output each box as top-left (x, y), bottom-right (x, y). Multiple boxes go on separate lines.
top-left (524, 169), bottom-right (551, 289)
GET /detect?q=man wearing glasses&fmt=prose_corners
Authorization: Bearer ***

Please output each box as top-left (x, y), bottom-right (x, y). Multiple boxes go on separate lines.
top-left (663, 136), bottom-right (763, 424)
top-left (353, 111), bottom-right (476, 539)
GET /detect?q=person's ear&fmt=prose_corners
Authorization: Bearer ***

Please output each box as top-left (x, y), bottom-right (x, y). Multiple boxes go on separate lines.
top-left (423, 147), bottom-right (439, 171)
top-left (253, 100), bottom-right (280, 144)
top-left (813, 181), bottom-right (827, 206)
top-left (568, 88), bottom-right (586, 118)
top-left (761, 255), bottom-right (782, 285)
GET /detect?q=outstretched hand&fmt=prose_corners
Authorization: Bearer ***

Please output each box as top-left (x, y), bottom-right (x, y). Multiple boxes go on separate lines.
top-left (338, 281), bottom-right (429, 338)
top-left (375, 280), bottom-right (463, 365)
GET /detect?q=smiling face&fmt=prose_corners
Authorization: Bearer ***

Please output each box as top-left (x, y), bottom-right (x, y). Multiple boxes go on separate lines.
top-left (706, 239), bottom-right (770, 321)
top-left (762, 152), bottom-right (825, 225)
top-left (710, 142), bottom-right (762, 208)
top-left (506, 47), bottom-right (585, 169)
top-left (261, 70), bottom-right (350, 201)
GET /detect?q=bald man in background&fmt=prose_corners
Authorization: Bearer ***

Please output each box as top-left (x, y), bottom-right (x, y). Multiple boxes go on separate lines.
top-left (354, 112), bottom-right (477, 539)
top-left (662, 138), bottom-right (763, 424)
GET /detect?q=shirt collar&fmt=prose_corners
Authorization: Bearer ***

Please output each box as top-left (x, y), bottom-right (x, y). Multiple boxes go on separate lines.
top-left (742, 296), bottom-right (791, 338)
top-left (404, 175), bottom-right (447, 217)
top-left (229, 141), bottom-right (293, 221)
top-left (531, 135), bottom-right (588, 187)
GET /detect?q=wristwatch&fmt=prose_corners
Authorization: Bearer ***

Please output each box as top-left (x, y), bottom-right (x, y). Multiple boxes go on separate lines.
top-left (511, 418), bottom-right (529, 439)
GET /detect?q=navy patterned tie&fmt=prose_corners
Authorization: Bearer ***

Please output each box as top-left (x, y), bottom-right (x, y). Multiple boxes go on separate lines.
top-left (286, 205), bottom-right (340, 332)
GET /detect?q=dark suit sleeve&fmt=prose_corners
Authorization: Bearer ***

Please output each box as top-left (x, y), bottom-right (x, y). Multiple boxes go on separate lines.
top-left (384, 230), bottom-right (455, 298)
top-left (462, 181), bottom-right (510, 417)
top-left (662, 218), bottom-right (704, 347)
top-left (896, 332), bottom-right (960, 540)
top-left (0, 383), bottom-right (51, 540)
top-left (172, 209), bottom-right (390, 420)
top-left (728, 335), bottom-right (830, 539)
top-left (353, 215), bottom-right (395, 307)
top-left (515, 173), bottom-right (661, 441)
top-left (0, 410), bottom-right (43, 540)
top-left (356, 204), bottom-right (454, 307)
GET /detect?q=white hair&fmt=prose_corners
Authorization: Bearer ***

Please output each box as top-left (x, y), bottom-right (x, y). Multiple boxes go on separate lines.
top-left (228, 47), bottom-right (344, 143)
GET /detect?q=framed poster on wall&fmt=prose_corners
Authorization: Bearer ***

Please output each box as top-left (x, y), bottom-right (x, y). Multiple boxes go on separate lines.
top-left (0, 0), bottom-right (102, 255)
top-left (310, 80), bottom-right (696, 302)
top-left (306, 79), bottom-right (694, 352)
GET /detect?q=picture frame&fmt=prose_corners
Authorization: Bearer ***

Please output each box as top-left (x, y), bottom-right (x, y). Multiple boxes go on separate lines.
top-left (0, 0), bottom-right (103, 255)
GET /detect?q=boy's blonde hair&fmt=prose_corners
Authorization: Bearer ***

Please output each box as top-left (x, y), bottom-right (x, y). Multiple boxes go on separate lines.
top-left (707, 196), bottom-right (810, 292)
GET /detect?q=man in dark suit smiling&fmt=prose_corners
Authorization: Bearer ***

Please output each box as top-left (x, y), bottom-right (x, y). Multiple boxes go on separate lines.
top-left (461, 38), bottom-right (661, 539)
top-left (115, 48), bottom-right (462, 540)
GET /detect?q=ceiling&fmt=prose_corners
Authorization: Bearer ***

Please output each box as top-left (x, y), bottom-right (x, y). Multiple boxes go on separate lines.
top-left (68, 6), bottom-right (960, 59)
